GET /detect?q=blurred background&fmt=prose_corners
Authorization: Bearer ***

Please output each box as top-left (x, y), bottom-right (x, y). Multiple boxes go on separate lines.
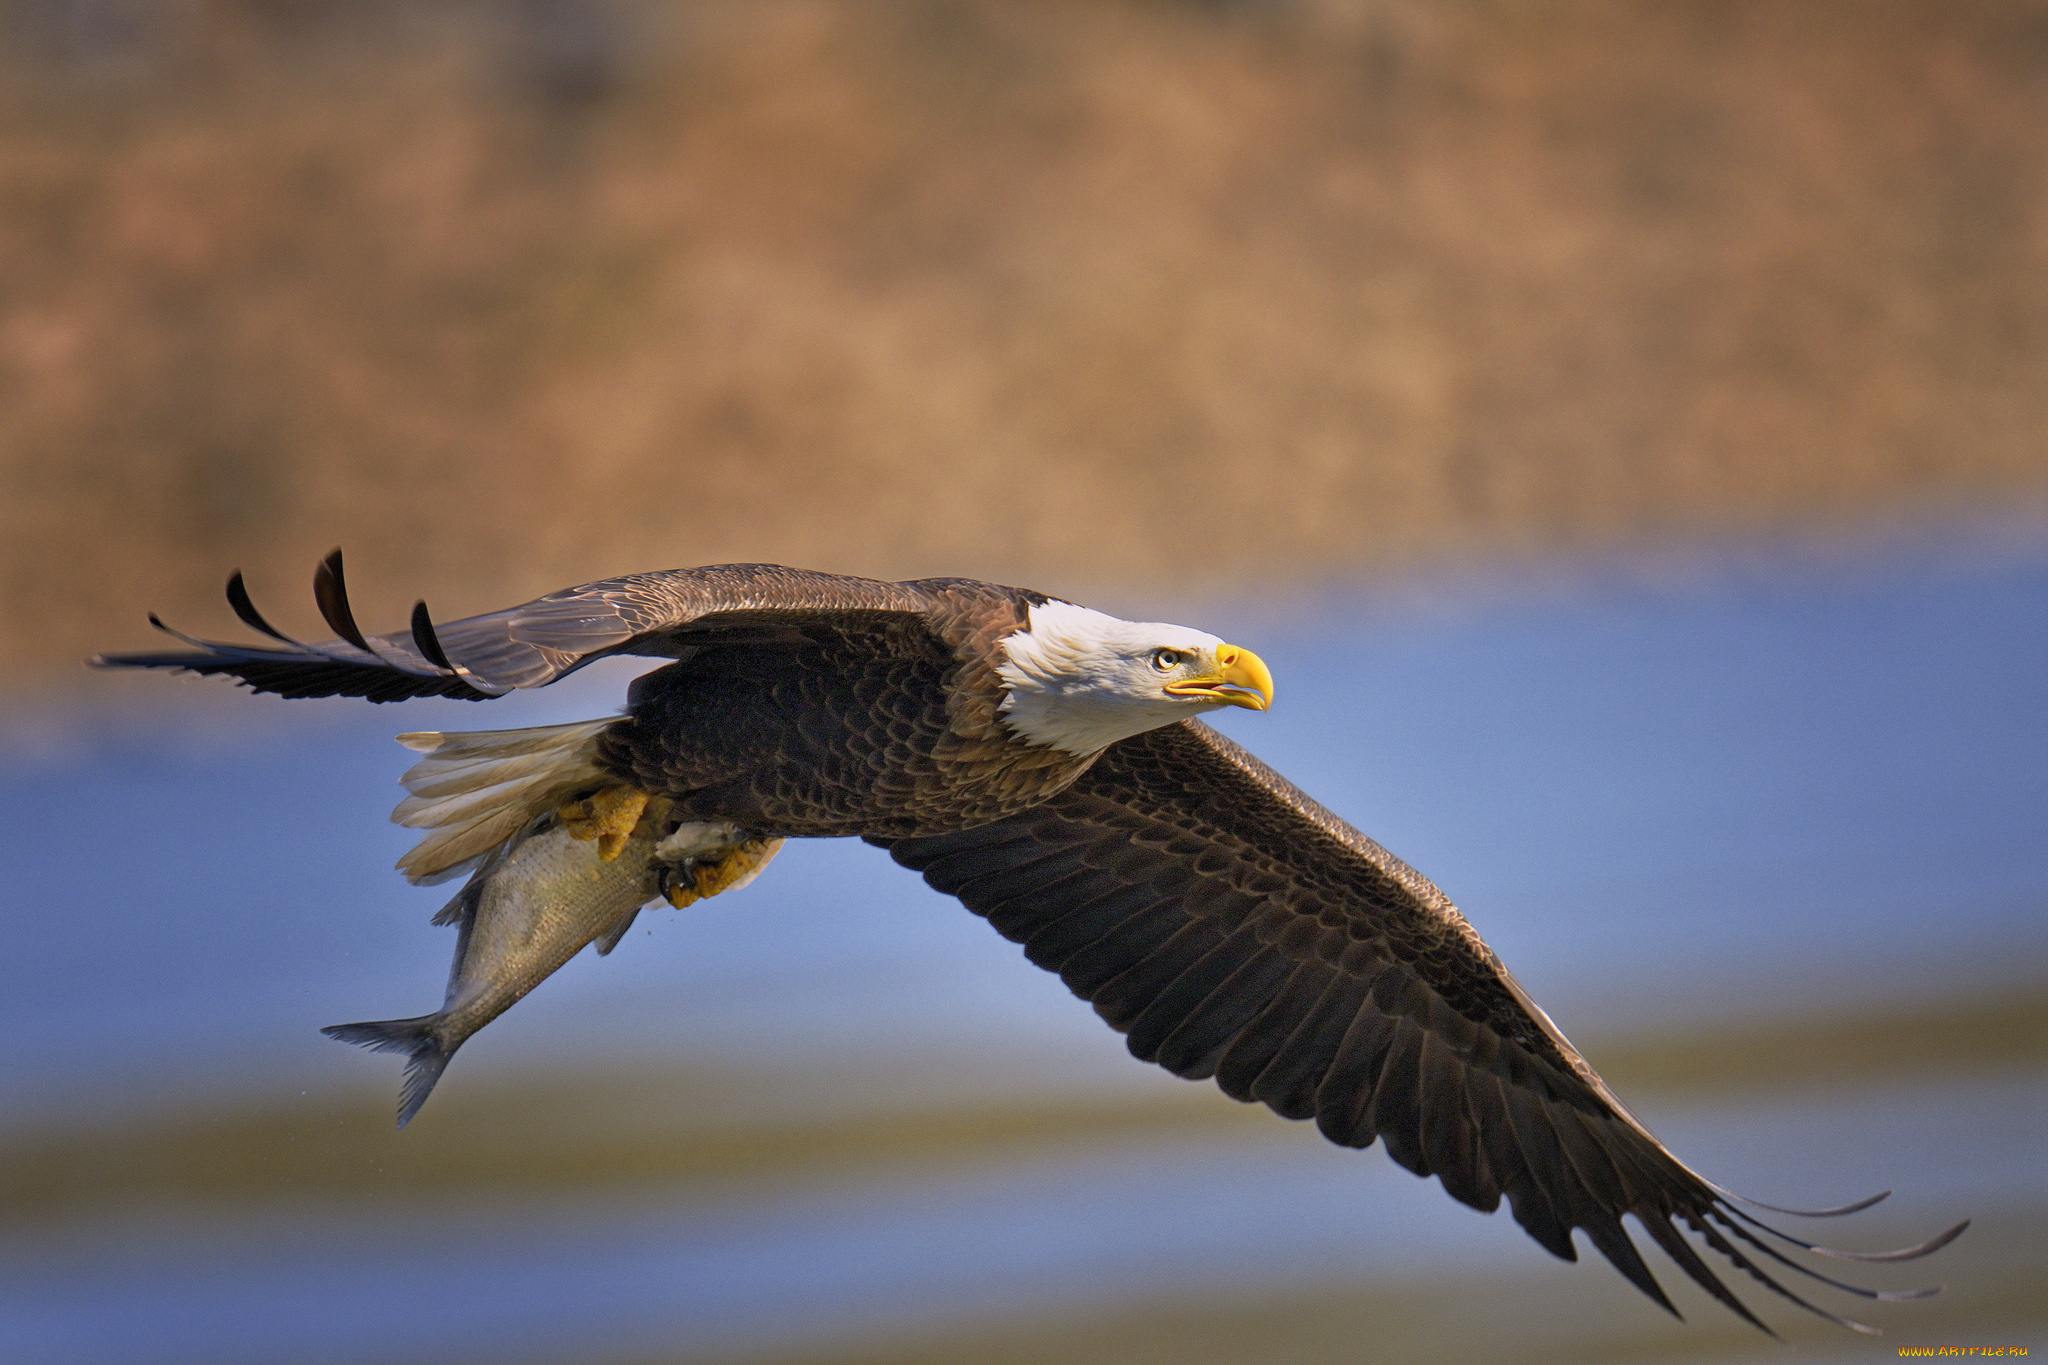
top-left (2, 1), bottom-right (2044, 1361)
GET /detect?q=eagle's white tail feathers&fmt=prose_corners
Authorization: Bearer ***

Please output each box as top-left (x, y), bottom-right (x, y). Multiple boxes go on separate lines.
top-left (392, 720), bottom-right (615, 884)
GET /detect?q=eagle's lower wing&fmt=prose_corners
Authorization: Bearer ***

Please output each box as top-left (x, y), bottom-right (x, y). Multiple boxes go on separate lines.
top-left (877, 720), bottom-right (1962, 1333)
top-left (92, 551), bottom-right (936, 701)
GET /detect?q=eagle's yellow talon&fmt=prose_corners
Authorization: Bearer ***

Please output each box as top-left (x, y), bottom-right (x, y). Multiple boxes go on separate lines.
top-left (691, 838), bottom-right (781, 898)
top-left (558, 786), bottom-right (651, 861)
top-left (655, 836), bottom-right (784, 908)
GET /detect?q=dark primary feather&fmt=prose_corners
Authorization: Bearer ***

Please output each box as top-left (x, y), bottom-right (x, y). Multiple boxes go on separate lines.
top-left (225, 570), bottom-right (299, 644)
top-left (92, 550), bottom-right (942, 702)
top-left (876, 720), bottom-right (1965, 1334)
top-left (111, 612), bottom-right (491, 702)
top-left (409, 600), bottom-right (456, 673)
top-left (312, 548), bottom-right (375, 653)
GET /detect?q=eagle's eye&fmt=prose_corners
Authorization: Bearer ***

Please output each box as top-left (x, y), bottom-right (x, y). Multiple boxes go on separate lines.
top-left (1151, 649), bottom-right (1184, 672)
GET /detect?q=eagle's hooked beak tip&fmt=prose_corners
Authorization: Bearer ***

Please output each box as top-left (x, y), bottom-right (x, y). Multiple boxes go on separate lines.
top-left (1166, 644), bottom-right (1274, 712)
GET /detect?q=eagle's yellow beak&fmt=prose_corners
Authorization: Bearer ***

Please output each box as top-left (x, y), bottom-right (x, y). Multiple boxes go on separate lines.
top-left (1165, 644), bottom-right (1274, 711)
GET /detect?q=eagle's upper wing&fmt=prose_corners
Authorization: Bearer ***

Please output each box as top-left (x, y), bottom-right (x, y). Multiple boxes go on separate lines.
top-left (877, 720), bottom-right (1963, 1334)
top-left (92, 551), bottom-right (937, 702)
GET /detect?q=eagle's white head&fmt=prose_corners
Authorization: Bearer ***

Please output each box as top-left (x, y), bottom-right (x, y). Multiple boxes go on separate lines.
top-left (995, 600), bottom-right (1274, 756)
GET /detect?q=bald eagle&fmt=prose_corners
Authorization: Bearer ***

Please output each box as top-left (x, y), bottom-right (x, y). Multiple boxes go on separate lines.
top-left (96, 552), bottom-right (1963, 1335)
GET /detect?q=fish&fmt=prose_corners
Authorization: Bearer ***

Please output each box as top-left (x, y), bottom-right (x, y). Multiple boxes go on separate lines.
top-left (324, 806), bottom-right (678, 1127)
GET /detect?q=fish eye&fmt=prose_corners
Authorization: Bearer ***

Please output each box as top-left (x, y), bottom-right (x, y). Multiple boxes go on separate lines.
top-left (1152, 649), bottom-right (1183, 671)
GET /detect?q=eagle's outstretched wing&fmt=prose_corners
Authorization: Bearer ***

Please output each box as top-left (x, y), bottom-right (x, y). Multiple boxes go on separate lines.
top-left (876, 720), bottom-right (1966, 1334)
top-left (92, 550), bottom-right (937, 701)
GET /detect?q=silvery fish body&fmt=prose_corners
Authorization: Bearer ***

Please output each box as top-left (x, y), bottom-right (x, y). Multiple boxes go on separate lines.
top-left (324, 816), bottom-right (665, 1126)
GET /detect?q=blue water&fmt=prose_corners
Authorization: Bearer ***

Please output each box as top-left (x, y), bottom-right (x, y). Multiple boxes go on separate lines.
top-left (3, 530), bottom-right (2045, 1363)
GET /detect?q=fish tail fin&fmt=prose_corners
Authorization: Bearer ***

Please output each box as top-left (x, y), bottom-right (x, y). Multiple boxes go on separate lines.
top-left (321, 1016), bottom-right (458, 1128)
top-left (390, 719), bottom-right (616, 884)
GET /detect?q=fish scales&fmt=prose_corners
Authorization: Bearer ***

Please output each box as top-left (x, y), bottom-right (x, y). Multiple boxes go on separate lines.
top-left (453, 819), bottom-right (662, 1023)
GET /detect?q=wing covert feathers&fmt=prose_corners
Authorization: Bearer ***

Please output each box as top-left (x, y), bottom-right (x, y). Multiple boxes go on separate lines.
top-left (91, 551), bottom-right (938, 702)
top-left (878, 720), bottom-right (1964, 1335)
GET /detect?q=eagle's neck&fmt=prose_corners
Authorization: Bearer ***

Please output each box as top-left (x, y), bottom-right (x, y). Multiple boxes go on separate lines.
top-left (994, 601), bottom-right (1205, 756)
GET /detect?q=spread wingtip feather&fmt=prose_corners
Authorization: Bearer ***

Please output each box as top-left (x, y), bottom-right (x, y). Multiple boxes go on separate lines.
top-left (226, 570), bottom-right (302, 645)
top-left (312, 548), bottom-right (374, 653)
top-left (410, 600), bottom-right (456, 672)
